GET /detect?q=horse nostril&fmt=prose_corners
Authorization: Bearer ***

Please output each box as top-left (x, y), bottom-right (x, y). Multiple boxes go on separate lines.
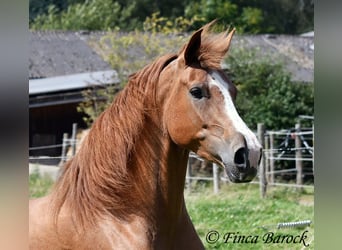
top-left (234, 147), bottom-right (247, 167)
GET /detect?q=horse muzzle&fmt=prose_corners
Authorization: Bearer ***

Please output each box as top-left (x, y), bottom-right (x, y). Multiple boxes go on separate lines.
top-left (224, 162), bottom-right (258, 183)
top-left (223, 145), bottom-right (261, 183)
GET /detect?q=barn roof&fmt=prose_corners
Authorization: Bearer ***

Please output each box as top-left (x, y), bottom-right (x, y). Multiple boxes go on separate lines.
top-left (29, 70), bottom-right (119, 95)
top-left (29, 30), bottom-right (112, 79)
top-left (29, 30), bottom-right (314, 84)
top-left (232, 34), bottom-right (314, 82)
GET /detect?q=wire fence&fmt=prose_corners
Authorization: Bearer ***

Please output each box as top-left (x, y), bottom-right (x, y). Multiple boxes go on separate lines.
top-left (29, 120), bottom-right (314, 196)
top-left (263, 124), bottom-right (314, 187)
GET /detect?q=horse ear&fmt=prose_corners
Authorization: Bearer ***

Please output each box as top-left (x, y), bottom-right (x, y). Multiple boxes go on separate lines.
top-left (183, 28), bottom-right (203, 66)
top-left (225, 28), bottom-right (236, 53)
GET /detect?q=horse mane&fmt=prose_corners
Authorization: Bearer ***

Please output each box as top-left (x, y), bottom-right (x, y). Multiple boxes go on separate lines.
top-left (51, 53), bottom-right (177, 229)
top-left (50, 24), bottom-right (232, 229)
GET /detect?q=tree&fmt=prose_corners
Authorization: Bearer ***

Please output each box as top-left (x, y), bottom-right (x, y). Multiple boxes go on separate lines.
top-left (30, 0), bottom-right (313, 34)
top-left (30, 0), bottom-right (137, 31)
top-left (184, 0), bottom-right (313, 34)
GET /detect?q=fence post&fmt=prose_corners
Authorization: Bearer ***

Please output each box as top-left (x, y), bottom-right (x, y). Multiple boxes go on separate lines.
top-left (295, 123), bottom-right (303, 187)
top-left (257, 123), bottom-right (267, 198)
top-left (269, 132), bottom-right (275, 185)
top-left (264, 134), bottom-right (270, 183)
top-left (60, 133), bottom-right (69, 164)
top-left (213, 163), bottom-right (220, 194)
top-left (186, 160), bottom-right (192, 192)
top-left (71, 123), bottom-right (78, 156)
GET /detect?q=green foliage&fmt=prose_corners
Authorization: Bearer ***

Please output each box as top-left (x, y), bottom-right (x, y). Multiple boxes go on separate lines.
top-left (29, 169), bottom-right (54, 198)
top-left (227, 48), bottom-right (313, 130)
top-left (29, 0), bottom-right (78, 22)
top-left (76, 84), bottom-right (117, 126)
top-left (30, 0), bottom-right (137, 30)
top-left (29, 0), bottom-right (313, 34)
top-left (239, 7), bottom-right (264, 34)
top-left (185, 0), bottom-right (313, 34)
top-left (185, 0), bottom-right (239, 31)
top-left (184, 0), bottom-right (267, 33)
top-left (185, 0), bottom-right (239, 27)
top-left (143, 12), bottom-right (204, 34)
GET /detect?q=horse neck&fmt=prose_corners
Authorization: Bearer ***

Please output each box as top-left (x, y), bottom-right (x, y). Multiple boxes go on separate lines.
top-left (124, 73), bottom-right (190, 243)
top-left (52, 63), bottom-right (190, 243)
top-left (132, 112), bottom-right (190, 228)
top-left (92, 85), bottom-right (190, 235)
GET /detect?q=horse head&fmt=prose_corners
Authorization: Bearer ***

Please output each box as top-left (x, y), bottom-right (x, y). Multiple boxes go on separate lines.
top-left (160, 22), bottom-right (262, 183)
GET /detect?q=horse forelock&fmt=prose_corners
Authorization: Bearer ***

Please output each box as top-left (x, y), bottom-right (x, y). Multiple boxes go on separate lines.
top-left (51, 53), bottom-right (178, 230)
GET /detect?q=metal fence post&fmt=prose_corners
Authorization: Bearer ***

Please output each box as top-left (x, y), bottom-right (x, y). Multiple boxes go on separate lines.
top-left (60, 133), bottom-right (68, 164)
top-left (186, 160), bottom-right (192, 192)
top-left (269, 132), bottom-right (275, 185)
top-left (213, 163), bottom-right (220, 194)
top-left (264, 133), bottom-right (270, 183)
top-left (71, 123), bottom-right (78, 156)
top-left (295, 123), bottom-right (303, 187)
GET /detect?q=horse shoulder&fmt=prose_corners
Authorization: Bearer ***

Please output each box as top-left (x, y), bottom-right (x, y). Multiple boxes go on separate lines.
top-left (29, 197), bottom-right (151, 249)
top-left (87, 217), bottom-right (152, 250)
top-left (60, 216), bottom-right (152, 250)
top-left (29, 195), bottom-right (67, 249)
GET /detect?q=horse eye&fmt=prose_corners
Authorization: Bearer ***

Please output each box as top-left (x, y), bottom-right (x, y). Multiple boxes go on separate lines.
top-left (189, 87), bottom-right (204, 99)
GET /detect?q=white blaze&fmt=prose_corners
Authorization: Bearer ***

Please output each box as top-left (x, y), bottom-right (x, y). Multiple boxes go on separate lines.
top-left (208, 71), bottom-right (261, 164)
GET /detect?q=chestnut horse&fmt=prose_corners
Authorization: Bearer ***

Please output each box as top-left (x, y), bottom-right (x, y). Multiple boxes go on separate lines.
top-left (29, 22), bottom-right (262, 249)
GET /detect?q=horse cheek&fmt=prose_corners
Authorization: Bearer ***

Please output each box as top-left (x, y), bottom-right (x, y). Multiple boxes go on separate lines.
top-left (165, 102), bottom-right (198, 148)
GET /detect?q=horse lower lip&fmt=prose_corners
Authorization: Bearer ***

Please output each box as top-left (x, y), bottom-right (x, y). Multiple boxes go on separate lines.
top-left (213, 160), bottom-right (256, 182)
top-left (224, 164), bottom-right (256, 183)
top-left (225, 170), bottom-right (240, 182)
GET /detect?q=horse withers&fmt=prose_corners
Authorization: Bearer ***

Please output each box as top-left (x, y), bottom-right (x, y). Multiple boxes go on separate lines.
top-left (29, 22), bottom-right (262, 250)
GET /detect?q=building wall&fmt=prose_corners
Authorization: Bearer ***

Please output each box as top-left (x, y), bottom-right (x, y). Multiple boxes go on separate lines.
top-left (29, 103), bottom-right (87, 158)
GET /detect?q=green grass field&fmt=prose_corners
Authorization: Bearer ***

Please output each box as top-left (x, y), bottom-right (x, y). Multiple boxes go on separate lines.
top-left (30, 173), bottom-right (314, 249)
top-left (185, 183), bottom-right (314, 249)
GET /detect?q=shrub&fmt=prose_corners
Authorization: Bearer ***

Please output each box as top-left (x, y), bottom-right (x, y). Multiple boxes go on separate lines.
top-left (29, 169), bottom-right (54, 198)
top-left (30, 0), bottom-right (136, 31)
top-left (227, 48), bottom-right (313, 130)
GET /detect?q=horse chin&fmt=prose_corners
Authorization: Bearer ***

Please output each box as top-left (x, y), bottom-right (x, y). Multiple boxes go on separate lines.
top-left (224, 165), bottom-right (257, 183)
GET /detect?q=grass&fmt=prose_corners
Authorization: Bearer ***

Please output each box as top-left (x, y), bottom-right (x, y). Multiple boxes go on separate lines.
top-left (29, 174), bottom-right (314, 249)
top-left (185, 182), bottom-right (314, 249)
